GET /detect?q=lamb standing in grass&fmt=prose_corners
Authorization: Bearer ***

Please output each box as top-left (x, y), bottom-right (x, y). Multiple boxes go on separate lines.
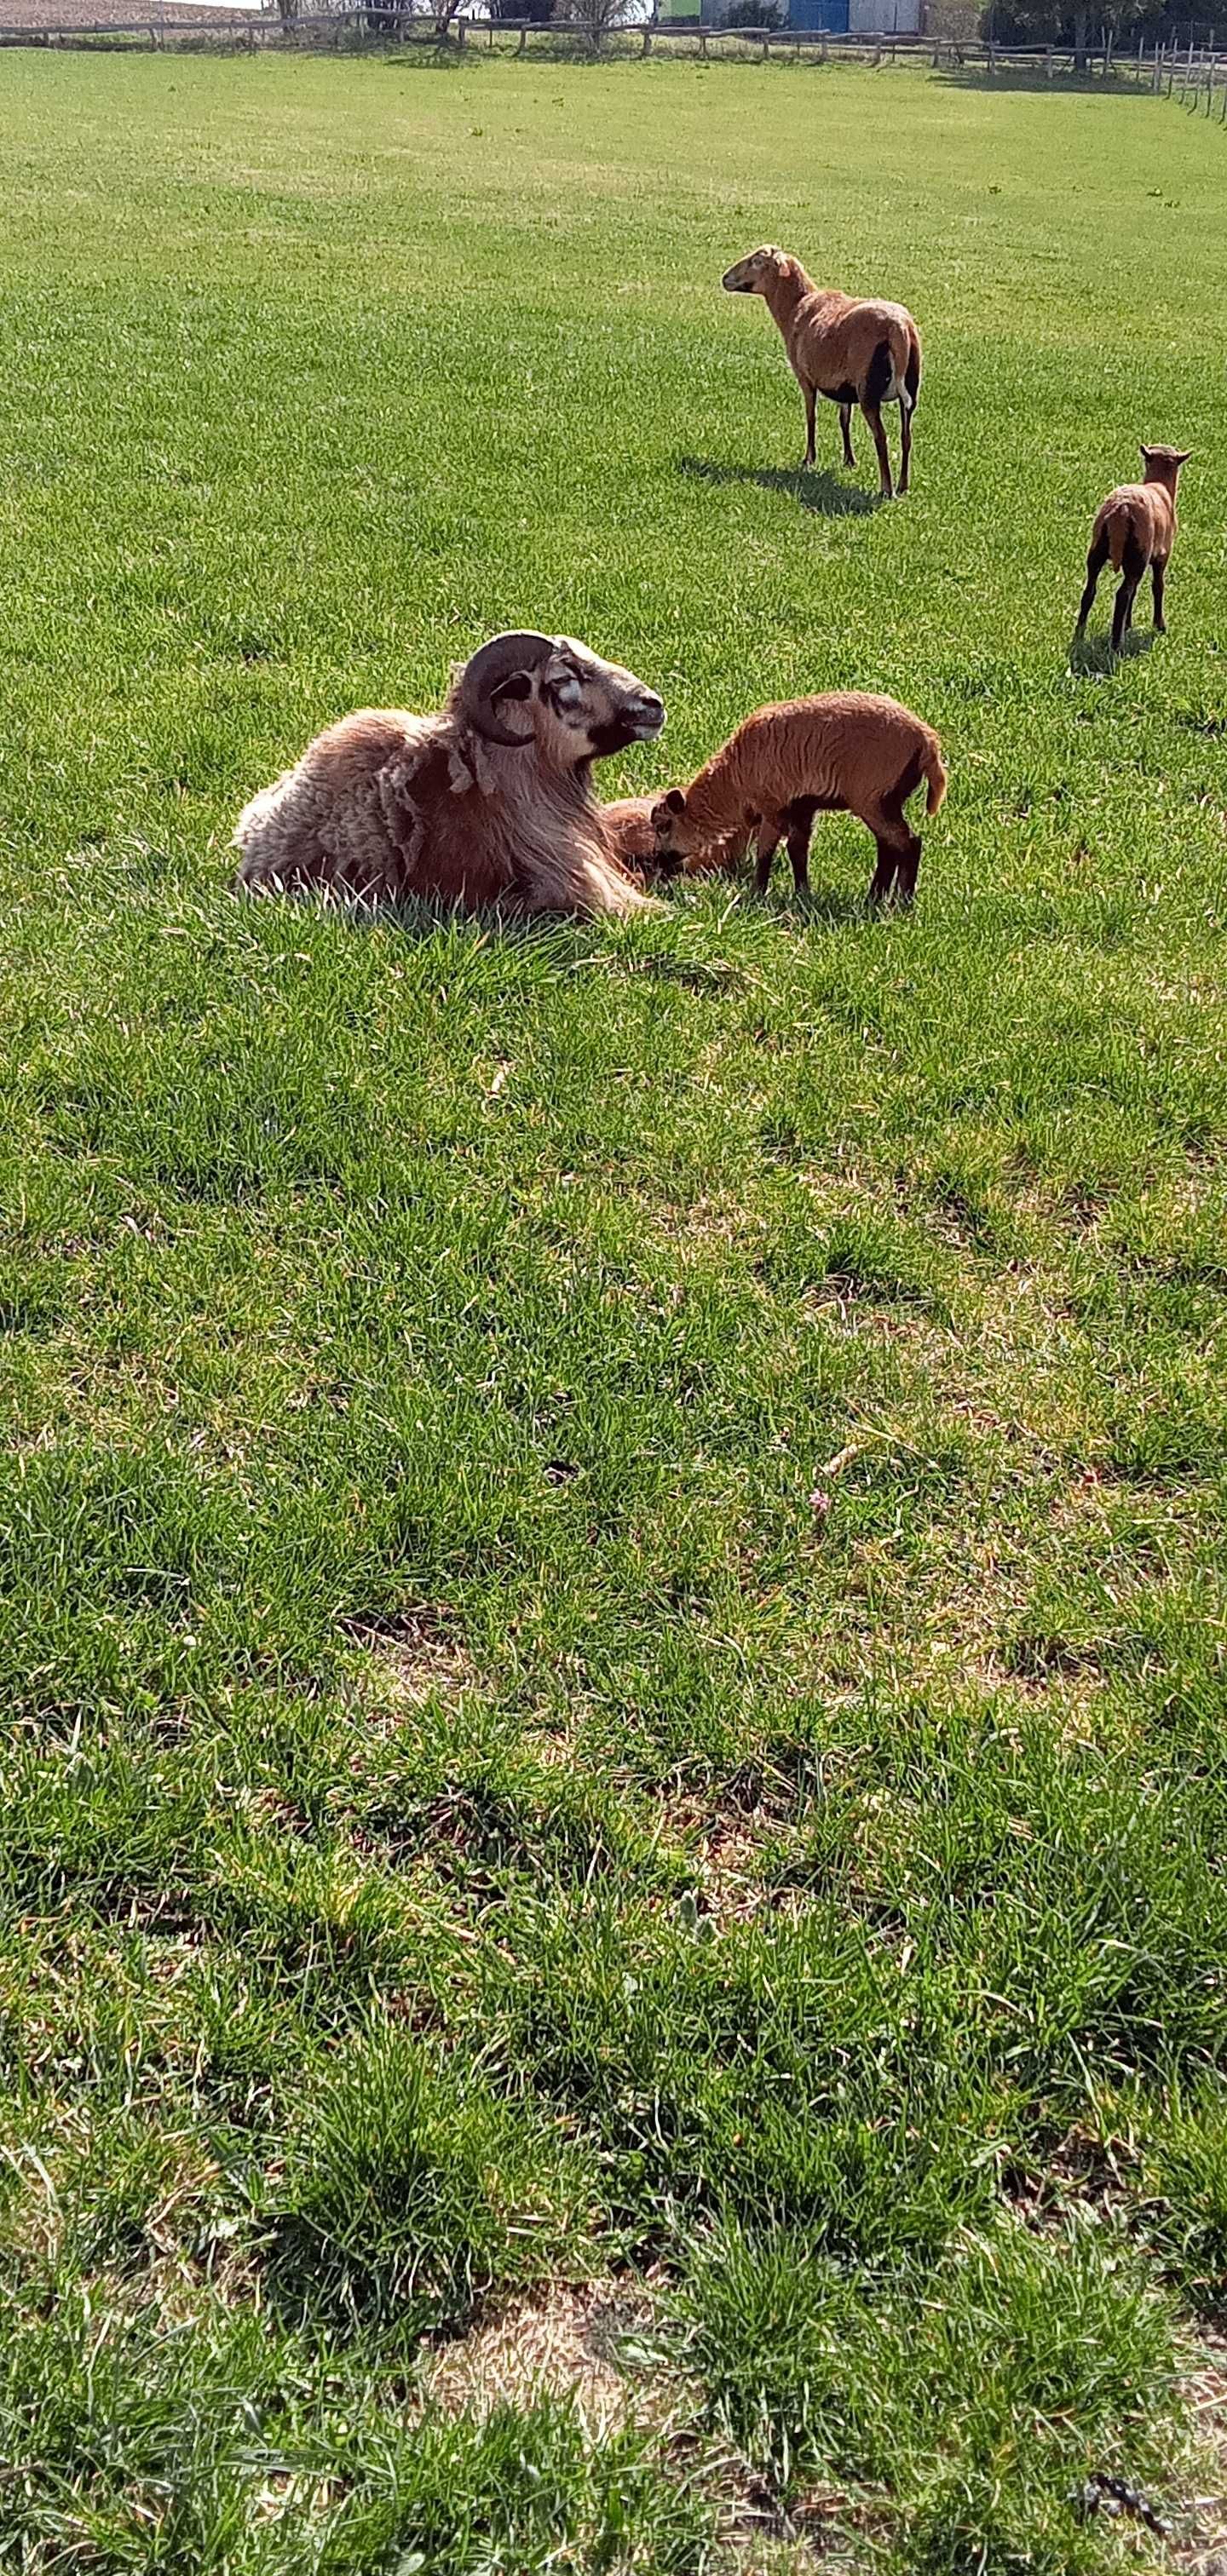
top-left (722, 246), bottom-right (922, 498)
top-left (651, 693), bottom-right (947, 906)
top-left (1074, 445), bottom-right (1192, 652)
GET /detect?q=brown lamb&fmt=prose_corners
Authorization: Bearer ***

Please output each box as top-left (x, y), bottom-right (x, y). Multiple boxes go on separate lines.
top-left (1075, 445), bottom-right (1192, 652)
top-left (651, 693), bottom-right (947, 906)
top-left (233, 633), bottom-right (665, 921)
top-left (598, 795), bottom-right (749, 877)
top-left (723, 246), bottom-right (922, 498)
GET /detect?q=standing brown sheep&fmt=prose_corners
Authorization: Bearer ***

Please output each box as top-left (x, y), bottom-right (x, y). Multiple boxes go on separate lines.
top-left (1074, 445), bottom-right (1192, 652)
top-left (722, 246), bottom-right (922, 499)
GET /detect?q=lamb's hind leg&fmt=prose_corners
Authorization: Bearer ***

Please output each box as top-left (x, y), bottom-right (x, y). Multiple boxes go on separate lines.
top-left (1075, 532), bottom-right (1109, 635)
top-left (838, 402), bottom-right (855, 469)
top-left (863, 756), bottom-right (922, 906)
top-left (1152, 560), bottom-right (1167, 633)
top-left (802, 382), bottom-right (817, 470)
top-left (1111, 538), bottom-right (1146, 653)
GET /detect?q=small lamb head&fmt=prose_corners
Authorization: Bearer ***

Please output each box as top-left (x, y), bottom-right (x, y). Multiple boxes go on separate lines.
top-left (650, 785), bottom-right (701, 863)
top-left (722, 246), bottom-right (789, 295)
top-left (1139, 444), bottom-right (1193, 490)
top-left (455, 632), bottom-right (665, 762)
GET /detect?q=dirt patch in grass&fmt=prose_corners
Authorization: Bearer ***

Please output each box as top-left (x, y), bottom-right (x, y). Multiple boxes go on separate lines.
top-left (419, 2277), bottom-right (663, 2436)
top-left (340, 1610), bottom-right (477, 1716)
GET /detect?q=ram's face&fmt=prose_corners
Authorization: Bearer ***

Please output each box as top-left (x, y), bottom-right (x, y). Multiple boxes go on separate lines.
top-left (533, 641), bottom-right (666, 764)
top-left (722, 247), bottom-right (781, 295)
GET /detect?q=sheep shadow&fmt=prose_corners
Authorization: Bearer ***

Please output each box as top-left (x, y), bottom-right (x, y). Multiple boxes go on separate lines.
top-left (677, 455), bottom-right (883, 519)
top-left (1068, 630), bottom-right (1158, 676)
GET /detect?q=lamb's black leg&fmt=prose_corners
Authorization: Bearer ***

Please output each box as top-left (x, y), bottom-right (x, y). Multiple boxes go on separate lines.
top-left (1111, 535), bottom-right (1147, 651)
top-left (896, 835), bottom-right (922, 906)
top-left (754, 820), bottom-right (781, 894)
top-left (786, 800), bottom-right (816, 894)
top-left (1075, 532), bottom-right (1108, 635)
top-left (868, 838), bottom-right (900, 905)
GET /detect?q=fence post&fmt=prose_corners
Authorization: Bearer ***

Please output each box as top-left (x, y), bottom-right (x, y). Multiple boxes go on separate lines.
top-left (517, 22), bottom-right (526, 49)
top-left (640, 21), bottom-right (649, 49)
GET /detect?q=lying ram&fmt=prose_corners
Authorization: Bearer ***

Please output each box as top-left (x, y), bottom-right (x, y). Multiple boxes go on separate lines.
top-left (233, 632), bottom-right (665, 920)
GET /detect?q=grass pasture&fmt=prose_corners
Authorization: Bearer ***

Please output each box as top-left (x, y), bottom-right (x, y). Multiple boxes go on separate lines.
top-left (3, 47), bottom-right (1227, 2573)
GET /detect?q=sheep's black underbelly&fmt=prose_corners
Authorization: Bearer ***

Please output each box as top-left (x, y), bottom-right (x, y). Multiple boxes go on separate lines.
top-left (820, 382), bottom-right (857, 405)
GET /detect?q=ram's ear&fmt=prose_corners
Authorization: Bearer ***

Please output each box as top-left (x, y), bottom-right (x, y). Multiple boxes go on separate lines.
top-left (665, 788), bottom-right (686, 815)
top-left (492, 671), bottom-right (533, 704)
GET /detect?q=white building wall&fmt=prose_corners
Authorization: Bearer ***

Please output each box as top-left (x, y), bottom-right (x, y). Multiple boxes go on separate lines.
top-left (849, 0), bottom-right (921, 27)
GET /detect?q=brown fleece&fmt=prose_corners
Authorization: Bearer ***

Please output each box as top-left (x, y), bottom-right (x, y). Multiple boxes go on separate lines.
top-left (598, 796), bottom-right (748, 875)
top-left (652, 693), bottom-right (946, 903)
top-left (1075, 445), bottom-right (1191, 646)
top-left (723, 245), bottom-right (922, 495)
top-left (233, 660), bottom-right (660, 922)
top-left (1091, 449), bottom-right (1186, 570)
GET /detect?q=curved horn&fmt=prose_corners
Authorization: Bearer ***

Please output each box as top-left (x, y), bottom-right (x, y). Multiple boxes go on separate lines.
top-left (457, 630), bottom-right (556, 747)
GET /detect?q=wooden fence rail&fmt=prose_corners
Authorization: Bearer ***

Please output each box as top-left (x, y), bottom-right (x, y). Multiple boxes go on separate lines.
top-left (0, 9), bottom-right (1224, 86)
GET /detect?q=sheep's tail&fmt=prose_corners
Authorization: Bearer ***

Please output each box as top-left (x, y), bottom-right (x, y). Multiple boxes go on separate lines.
top-left (921, 734), bottom-right (947, 818)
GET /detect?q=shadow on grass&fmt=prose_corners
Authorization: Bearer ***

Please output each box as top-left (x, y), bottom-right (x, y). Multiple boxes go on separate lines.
top-left (1069, 630), bottom-right (1158, 676)
top-left (677, 454), bottom-right (882, 518)
top-left (934, 66), bottom-right (1154, 93)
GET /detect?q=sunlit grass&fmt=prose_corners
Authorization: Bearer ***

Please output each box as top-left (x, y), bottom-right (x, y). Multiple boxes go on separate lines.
top-left (0, 47), bottom-right (1225, 2572)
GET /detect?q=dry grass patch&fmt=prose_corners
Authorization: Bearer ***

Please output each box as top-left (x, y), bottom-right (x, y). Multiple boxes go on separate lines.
top-left (419, 2278), bottom-right (665, 2439)
top-left (340, 1610), bottom-right (478, 1720)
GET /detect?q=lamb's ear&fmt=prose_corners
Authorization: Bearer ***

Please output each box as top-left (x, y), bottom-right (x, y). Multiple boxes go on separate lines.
top-left (1173, 449), bottom-right (1194, 464)
top-left (665, 788), bottom-right (686, 814)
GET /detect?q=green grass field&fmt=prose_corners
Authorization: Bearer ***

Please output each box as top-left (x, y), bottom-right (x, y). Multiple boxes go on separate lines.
top-left (3, 45), bottom-right (1227, 2572)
